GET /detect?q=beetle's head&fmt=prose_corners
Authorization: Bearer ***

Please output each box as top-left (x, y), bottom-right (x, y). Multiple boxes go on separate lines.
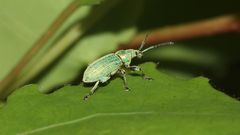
top-left (134, 50), bottom-right (143, 58)
top-left (116, 34), bottom-right (173, 66)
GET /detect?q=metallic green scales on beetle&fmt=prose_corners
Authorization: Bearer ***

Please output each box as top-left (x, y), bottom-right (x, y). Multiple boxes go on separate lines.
top-left (83, 35), bottom-right (173, 100)
top-left (83, 53), bottom-right (122, 83)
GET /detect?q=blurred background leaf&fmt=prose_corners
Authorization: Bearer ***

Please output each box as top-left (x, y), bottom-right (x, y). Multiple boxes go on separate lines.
top-left (36, 0), bottom-right (144, 93)
top-left (0, 0), bottom-right (239, 98)
top-left (133, 0), bottom-right (240, 99)
top-left (0, 0), bottom-right (103, 79)
top-left (0, 0), bottom-right (72, 79)
top-left (1, 63), bottom-right (240, 135)
top-left (0, 0), bottom-right (144, 96)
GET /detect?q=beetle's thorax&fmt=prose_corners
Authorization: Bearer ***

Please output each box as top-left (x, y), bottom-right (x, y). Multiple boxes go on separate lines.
top-left (115, 49), bottom-right (139, 66)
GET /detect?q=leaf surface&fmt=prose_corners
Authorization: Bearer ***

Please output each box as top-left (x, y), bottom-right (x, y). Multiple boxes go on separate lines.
top-left (0, 63), bottom-right (239, 135)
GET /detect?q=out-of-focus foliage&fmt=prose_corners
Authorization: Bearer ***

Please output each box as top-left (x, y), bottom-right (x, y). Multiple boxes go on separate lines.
top-left (0, 0), bottom-right (239, 97)
top-left (0, 0), bottom-right (144, 93)
top-left (36, 0), bottom-right (144, 92)
top-left (135, 0), bottom-right (240, 98)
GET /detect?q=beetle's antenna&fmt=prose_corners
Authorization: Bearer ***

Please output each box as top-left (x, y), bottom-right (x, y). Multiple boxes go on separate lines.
top-left (142, 42), bottom-right (174, 53)
top-left (139, 34), bottom-right (149, 51)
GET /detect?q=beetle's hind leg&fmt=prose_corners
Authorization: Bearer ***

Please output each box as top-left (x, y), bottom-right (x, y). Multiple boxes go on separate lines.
top-left (118, 69), bottom-right (130, 91)
top-left (84, 81), bottom-right (100, 100)
top-left (128, 65), bottom-right (153, 80)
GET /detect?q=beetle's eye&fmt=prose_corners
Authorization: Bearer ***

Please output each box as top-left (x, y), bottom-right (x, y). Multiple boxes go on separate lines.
top-left (136, 52), bottom-right (143, 58)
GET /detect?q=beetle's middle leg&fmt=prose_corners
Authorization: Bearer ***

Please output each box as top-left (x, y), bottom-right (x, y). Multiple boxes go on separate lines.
top-left (127, 65), bottom-right (153, 80)
top-left (83, 81), bottom-right (100, 100)
top-left (118, 69), bottom-right (130, 91)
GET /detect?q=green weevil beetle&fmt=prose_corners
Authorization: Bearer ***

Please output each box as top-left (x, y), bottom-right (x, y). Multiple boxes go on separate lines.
top-left (82, 35), bottom-right (173, 100)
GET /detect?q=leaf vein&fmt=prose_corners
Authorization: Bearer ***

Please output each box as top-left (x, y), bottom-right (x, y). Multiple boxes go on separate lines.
top-left (17, 111), bottom-right (154, 135)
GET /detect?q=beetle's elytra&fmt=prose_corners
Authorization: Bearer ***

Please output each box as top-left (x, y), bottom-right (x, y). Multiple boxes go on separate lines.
top-left (82, 35), bottom-right (173, 100)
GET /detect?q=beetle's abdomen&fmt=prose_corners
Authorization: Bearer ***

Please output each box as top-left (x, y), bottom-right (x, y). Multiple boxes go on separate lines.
top-left (83, 53), bottom-right (122, 83)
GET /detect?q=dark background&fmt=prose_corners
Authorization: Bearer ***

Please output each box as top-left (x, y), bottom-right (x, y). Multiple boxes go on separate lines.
top-left (135, 0), bottom-right (240, 99)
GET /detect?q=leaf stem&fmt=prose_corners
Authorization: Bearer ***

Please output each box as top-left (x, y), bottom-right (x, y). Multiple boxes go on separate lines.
top-left (119, 14), bottom-right (240, 50)
top-left (0, 0), bottom-right (82, 100)
top-left (12, 25), bottom-right (82, 93)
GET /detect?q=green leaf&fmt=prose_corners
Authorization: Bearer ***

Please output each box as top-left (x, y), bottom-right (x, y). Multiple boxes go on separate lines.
top-left (1, 63), bottom-right (240, 135)
top-left (142, 44), bottom-right (224, 79)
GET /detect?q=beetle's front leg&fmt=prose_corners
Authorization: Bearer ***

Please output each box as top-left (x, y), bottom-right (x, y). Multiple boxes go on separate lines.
top-left (127, 65), bottom-right (153, 80)
top-left (118, 69), bottom-right (130, 91)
